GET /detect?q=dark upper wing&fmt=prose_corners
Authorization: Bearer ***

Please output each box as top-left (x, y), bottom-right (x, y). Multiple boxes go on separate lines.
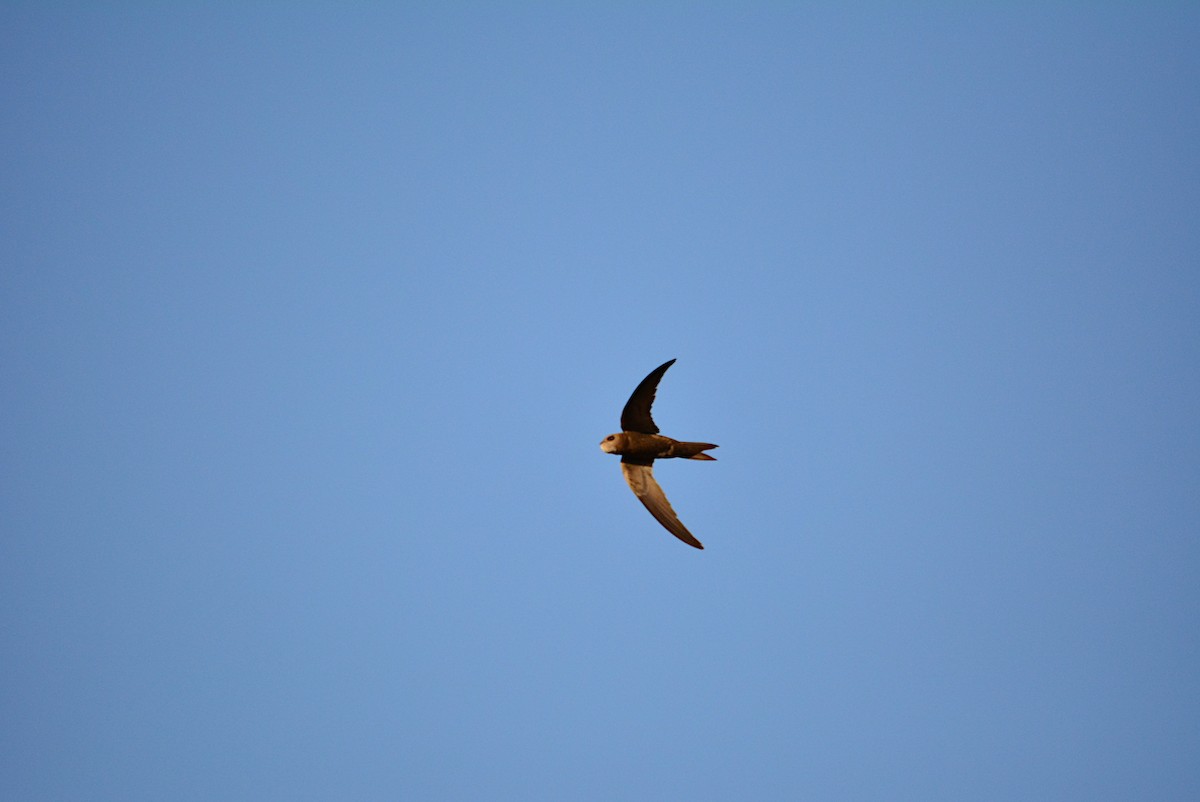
top-left (620, 358), bottom-right (676, 434)
top-left (620, 460), bottom-right (704, 549)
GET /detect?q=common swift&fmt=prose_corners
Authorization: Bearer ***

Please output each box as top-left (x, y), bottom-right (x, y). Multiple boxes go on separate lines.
top-left (600, 358), bottom-right (717, 549)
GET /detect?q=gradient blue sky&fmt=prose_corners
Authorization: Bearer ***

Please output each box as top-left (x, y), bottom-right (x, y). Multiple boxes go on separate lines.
top-left (3, 5), bottom-right (1198, 800)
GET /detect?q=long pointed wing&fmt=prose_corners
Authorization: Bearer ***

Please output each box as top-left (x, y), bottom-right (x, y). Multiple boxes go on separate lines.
top-left (620, 358), bottom-right (675, 434)
top-left (620, 460), bottom-right (704, 549)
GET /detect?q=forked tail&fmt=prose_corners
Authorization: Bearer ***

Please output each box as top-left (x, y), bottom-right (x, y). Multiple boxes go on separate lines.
top-left (669, 441), bottom-right (718, 460)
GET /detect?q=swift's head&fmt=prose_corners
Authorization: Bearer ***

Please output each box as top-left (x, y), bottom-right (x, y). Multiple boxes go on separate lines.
top-left (599, 433), bottom-right (627, 454)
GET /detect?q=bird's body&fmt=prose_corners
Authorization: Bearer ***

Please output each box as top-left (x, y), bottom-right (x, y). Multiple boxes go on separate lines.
top-left (599, 359), bottom-right (717, 549)
top-left (600, 431), bottom-right (717, 463)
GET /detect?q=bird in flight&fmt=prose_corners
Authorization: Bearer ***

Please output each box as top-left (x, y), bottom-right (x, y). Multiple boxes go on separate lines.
top-left (599, 359), bottom-right (717, 549)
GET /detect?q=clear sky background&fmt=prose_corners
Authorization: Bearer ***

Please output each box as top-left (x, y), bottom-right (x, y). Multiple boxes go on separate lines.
top-left (3, 5), bottom-right (1198, 800)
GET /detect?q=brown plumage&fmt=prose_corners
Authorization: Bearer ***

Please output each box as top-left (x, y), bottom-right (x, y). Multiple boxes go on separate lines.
top-left (600, 359), bottom-right (717, 549)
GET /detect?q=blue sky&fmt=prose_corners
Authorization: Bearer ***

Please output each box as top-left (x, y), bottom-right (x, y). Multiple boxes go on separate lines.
top-left (3, 5), bottom-right (1198, 800)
